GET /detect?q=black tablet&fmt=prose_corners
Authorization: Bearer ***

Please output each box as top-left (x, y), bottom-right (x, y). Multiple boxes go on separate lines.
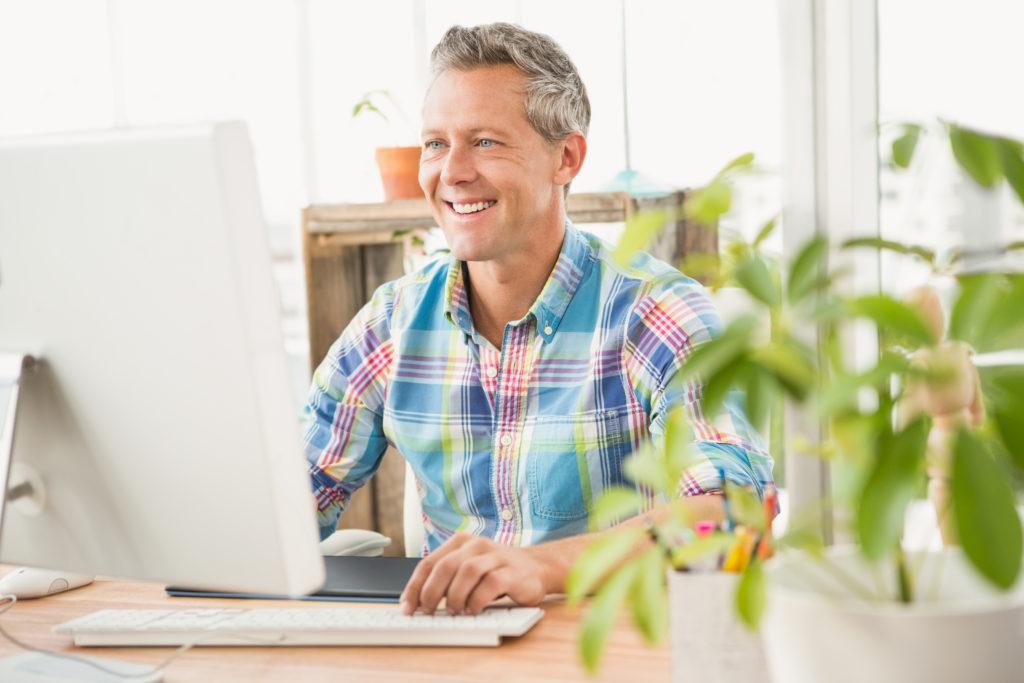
top-left (166, 556), bottom-right (421, 603)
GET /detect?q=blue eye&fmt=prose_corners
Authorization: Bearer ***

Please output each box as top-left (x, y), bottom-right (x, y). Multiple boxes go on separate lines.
top-left (479, 139), bottom-right (495, 148)
top-left (426, 141), bottom-right (444, 150)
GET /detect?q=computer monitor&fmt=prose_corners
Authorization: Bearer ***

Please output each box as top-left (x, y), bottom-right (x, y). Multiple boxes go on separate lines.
top-left (0, 122), bottom-right (324, 596)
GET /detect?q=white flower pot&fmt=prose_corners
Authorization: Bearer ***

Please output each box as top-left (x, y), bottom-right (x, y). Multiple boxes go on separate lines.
top-left (667, 569), bottom-right (769, 682)
top-left (761, 547), bottom-right (1024, 683)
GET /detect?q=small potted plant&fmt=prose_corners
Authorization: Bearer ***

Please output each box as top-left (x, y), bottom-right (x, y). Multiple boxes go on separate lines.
top-left (567, 125), bottom-right (1024, 682)
top-left (352, 89), bottom-right (423, 201)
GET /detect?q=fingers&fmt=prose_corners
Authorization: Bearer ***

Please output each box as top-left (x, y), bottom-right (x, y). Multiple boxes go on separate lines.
top-left (464, 566), bottom-right (518, 615)
top-left (443, 552), bottom-right (504, 614)
top-left (400, 533), bottom-right (471, 615)
top-left (400, 534), bottom-right (541, 616)
top-left (417, 545), bottom-right (475, 614)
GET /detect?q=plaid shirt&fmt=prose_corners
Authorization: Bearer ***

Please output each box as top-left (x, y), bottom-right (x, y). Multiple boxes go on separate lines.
top-left (303, 222), bottom-right (773, 553)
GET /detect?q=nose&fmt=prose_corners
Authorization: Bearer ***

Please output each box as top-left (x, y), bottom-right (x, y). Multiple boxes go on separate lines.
top-left (439, 143), bottom-right (476, 186)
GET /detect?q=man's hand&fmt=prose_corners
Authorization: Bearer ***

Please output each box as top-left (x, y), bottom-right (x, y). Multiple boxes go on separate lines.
top-left (399, 533), bottom-right (559, 616)
top-left (398, 495), bottom-right (724, 616)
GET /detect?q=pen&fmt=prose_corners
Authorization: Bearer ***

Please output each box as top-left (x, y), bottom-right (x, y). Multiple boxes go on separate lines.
top-left (722, 525), bottom-right (756, 572)
top-left (757, 484), bottom-right (777, 560)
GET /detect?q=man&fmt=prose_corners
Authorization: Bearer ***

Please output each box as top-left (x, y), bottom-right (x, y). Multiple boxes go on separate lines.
top-left (303, 23), bottom-right (773, 617)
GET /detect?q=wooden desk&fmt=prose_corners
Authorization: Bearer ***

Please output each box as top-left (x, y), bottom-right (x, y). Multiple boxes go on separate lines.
top-left (0, 575), bottom-right (670, 682)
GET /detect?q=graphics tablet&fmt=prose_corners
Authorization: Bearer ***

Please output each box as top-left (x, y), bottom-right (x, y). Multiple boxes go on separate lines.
top-left (166, 556), bottom-right (421, 603)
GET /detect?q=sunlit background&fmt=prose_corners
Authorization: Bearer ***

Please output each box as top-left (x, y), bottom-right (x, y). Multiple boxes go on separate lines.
top-left (3, 0), bottom-right (1023, 395)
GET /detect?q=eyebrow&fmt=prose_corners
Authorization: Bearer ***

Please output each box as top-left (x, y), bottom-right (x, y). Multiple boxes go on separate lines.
top-left (420, 126), bottom-right (509, 139)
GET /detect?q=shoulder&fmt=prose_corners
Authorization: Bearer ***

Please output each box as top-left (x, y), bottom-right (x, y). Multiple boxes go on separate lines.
top-left (365, 253), bottom-right (453, 319)
top-left (580, 230), bottom-right (722, 343)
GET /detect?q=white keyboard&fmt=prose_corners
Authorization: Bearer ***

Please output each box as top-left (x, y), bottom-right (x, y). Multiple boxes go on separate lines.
top-left (54, 606), bottom-right (544, 647)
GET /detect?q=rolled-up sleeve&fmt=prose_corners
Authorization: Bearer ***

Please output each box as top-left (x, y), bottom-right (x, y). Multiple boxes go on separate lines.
top-left (634, 283), bottom-right (774, 500)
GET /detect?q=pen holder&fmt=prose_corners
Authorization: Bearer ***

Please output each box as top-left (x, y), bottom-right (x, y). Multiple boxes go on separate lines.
top-left (667, 569), bottom-right (768, 683)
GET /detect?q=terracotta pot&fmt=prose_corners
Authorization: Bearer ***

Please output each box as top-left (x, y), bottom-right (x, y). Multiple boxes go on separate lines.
top-left (374, 146), bottom-right (423, 200)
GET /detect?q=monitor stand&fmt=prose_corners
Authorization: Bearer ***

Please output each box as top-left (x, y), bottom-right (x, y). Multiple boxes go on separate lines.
top-left (0, 354), bottom-right (39, 522)
top-left (0, 354), bottom-right (155, 682)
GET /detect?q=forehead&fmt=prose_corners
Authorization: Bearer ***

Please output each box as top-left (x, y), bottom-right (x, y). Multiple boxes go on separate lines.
top-left (421, 64), bottom-right (531, 131)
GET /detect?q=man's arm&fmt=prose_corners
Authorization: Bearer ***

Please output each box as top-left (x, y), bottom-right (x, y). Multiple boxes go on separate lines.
top-left (303, 287), bottom-right (397, 539)
top-left (400, 494), bottom-right (724, 615)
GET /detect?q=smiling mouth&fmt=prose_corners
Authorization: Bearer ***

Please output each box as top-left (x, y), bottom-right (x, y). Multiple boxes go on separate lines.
top-left (448, 200), bottom-right (497, 215)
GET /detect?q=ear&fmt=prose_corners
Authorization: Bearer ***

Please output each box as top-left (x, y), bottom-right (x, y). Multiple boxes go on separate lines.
top-left (552, 131), bottom-right (587, 188)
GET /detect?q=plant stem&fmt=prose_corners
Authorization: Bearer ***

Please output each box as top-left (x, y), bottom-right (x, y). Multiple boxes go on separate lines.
top-left (895, 545), bottom-right (914, 603)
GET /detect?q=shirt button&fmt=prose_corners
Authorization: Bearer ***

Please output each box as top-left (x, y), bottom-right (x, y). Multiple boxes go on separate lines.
top-left (500, 433), bottom-right (513, 447)
top-left (543, 325), bottom-right (553, 335)
top-left (500, 508), bottom-right (513, 521)
top-left (486, 366), bottom-right (498, 378)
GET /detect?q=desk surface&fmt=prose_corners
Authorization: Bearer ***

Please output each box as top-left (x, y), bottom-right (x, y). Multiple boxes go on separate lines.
top-left (0, 573), bottom-right (670, 682)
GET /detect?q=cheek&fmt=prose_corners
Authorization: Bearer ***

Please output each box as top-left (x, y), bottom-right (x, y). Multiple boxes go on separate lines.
top-left (418, 159), bottom-right (437, 193)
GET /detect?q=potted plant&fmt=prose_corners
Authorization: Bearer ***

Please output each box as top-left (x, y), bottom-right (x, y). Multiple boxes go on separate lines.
top-left (566, 125), bottom-right (1024, 682)
top-left (352, 89), bottom-right (423, 201)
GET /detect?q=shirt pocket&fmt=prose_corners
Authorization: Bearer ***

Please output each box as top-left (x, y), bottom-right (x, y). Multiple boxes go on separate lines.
top-left (524, 407), bottom-right (634, 521)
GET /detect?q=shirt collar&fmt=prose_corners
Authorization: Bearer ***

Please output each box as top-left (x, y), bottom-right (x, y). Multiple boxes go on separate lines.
top-left (443, 219), bottom-right (592, 343)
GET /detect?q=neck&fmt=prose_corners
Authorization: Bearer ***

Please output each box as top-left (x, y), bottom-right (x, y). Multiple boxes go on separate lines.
top-left (465, 226), bottom-right (565, 348)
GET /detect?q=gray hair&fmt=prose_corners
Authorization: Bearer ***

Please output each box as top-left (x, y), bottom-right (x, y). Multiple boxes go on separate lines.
top-left (429, 23), bottom-right (591, 145)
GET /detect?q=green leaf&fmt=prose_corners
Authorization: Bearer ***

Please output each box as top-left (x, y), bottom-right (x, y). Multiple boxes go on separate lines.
top-left (701, 357), bottom-right (748, 422)
top-left (776, 528), bottom-right (824, 556)
top-left (847, 295), bottom-right (935, 348)
top-left (751, 214), bottom-right (779, 249)
top-left (629, 546), bottom-right (668, 644)
top-left (750, 339), bottom-right (816, 400)
top-left (988, 275), bottom-right (1024, 350)
top-left (675, 315), bottom-right (759, 385)
top-left (857, 417), bottom-right (929, 560)
top-left (952, 429), bottom-right (1024, 589)
top-left (663, 405), bottom-right (694, 473)
top-left (715, 152), bottom-right (756, 178)
top-left (579, 560), bottom-right (639, 673)
top-left (724, 480), bottom-right (766, 531)
top-left (678, 253), bottom-right (724, 286)
top-left (594, 486), bottom-right (644, 528)
top-left (624, 442), bottom-right (670, 493)
top-left (787, 236), bottom-right (829, 306)
top-left (684, 179), bottom-right (732, 225)
top-left (892, 124), bottom-right (922, 168)
top-left (953, 273), bottom-right (1024, 352)
top-left (997, 137), bottom-right (1024, 207)
top-left (949, 124), bottom-right (1003, 188)
top-left (669, 531), bottom-right (735, 569)
top-left (735, 558), bottom-right (766, 630)
top-left (949, 273), bottom-right (1003, 347)
top-left (734, 255), bottom-right (780, 309)
top-left (614, 209), bottom-right (669, 267)
top-left (566, 528), bottom-right (646, 602)
top-left (819, 352), bottom-right (909, 417)
top-left (743, 365), bottom-right (776, 432)
top-left (988, 369), bottom-right (1024, 472)
top-left (841, 237), bottom-right (936, 266)
top-left (352, 100), bottom-right (388, 122)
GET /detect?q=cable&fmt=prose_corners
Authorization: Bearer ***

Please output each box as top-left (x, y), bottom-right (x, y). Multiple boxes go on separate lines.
top-left (0, 595), bottom-right (188, 680)
top-left (0, 595), bottom-right (292, 679)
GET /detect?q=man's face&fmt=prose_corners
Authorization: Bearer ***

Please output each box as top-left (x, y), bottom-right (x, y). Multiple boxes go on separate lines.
top-left (419, 65), bottom-right (568, 266)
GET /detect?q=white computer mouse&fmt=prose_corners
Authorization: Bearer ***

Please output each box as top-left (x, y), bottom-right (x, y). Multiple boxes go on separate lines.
top-left (319, 529), bottom-right (392, 557)
top-left (0, 566), bottom-right (94, 599)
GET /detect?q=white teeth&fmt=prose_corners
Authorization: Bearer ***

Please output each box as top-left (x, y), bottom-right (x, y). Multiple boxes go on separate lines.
top-left (452, 200), bottom-right (496, 214)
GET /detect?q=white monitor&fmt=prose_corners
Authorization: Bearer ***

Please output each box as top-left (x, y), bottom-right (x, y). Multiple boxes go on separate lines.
top-left (0, 122), bottom-right (324, 596)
